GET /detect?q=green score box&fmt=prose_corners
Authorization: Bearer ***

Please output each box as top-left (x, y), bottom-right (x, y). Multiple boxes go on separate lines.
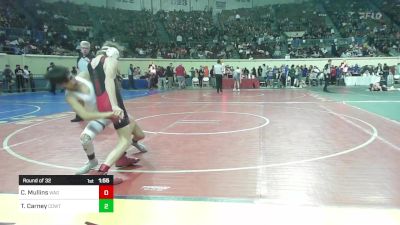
top-left (99, 199), bottom-right (114, 213)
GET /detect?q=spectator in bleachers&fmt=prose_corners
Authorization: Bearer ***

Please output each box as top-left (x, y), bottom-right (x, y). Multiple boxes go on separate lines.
top-left (0, 0), bottom-right (399, 60)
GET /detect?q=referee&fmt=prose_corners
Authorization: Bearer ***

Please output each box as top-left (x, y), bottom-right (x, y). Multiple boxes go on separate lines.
top-left (323, 59), bottom-right (332, 92)
top-left (71, 40), bottom-right (93, 122)
top-left (214, 59), bottom-right (224, 94)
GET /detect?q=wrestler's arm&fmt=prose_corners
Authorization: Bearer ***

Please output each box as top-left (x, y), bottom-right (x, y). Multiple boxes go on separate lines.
top-left (66, 94), bottom-right (114, 120)
top-left (77, 71), bottom-right (90, 81)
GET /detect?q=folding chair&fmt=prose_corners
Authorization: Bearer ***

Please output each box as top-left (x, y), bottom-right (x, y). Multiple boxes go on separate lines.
top-left (202, 77), bottom-right (209, 87)
top-left (192, 77), bottom-right (200, 87)
top-left (394, 75), bottom-right (400, 84)
top-left (259, 77), bottom-right (266, 87)
top-left (273, 74), bottom-right (282, 88)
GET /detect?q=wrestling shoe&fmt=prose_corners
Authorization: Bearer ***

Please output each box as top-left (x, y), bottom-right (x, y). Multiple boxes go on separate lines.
top-left (132, 140), bottom-right (148, 153)
top-left (75, 159), bottom-right (98, 175)
top-left (115, 154), bottom-right (140, 167)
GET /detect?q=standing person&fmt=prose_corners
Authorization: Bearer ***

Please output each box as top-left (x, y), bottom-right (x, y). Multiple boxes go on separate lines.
top-left (86, 42), bottom-right (147, 182)
top-left (288, 65), bottom-right (295, 87)
top-left (157, 66), bottom-right (167, 90)
top-left (214, 59), bottom-right (224, 94)
top-left (28, 67), bottom-right (36, 92)
top-left (175, 64), bottom-right (186, 89)
top-left (257, 65), bottom-right (262, 77)
top-left (330, 65), bottom-right (337, 85)
top-left (166, 64), bottom-right (174, 89)
top-left (71, 67), bottom-right (78, 76)
top-left (210, 65), bottom-right (215, 88)
top-left (383, 63), bottom-right (389, 86)
top-left (44, 66), bottom-right (141, 175)
top-left (15, 65), bottom-right (24, 92)
top-left (198, 66), bottom-right (204, 88)
top-left (233, 66), bottom-right (241, 92)
top-left (23, 65), bottom-right (35, 92)
top-left (128, 64), bottom-right (135, 89)
top-left (2, 65), bottom-right (14, 93)
top-left (47, 62), bottom-right (56, 94)
top-left (148, 63), bottom-right (157, 89)
top-left (283, 64), bottom-right (289, 87)
top-left (251, 67), bottom-right (257, 78)
top-left (262, 64), bottom-right (267, 78)
top-left (23, 65), bottom-right (30, 92)
top-left (77, 41), bottom-right (93, 73)
top-left (73, 41), bottom-right (93, 122)
top-left (323, 59), bottom-right (332, 92)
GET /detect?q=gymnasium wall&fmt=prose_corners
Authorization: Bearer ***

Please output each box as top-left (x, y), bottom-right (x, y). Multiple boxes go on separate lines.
top-left (2, 54), bottom-right (399, 76)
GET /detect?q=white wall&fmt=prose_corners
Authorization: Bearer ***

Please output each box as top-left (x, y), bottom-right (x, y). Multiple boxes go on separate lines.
top-left (190, 0), bottom-right (211, 11)
top-left (41, 0), bottom-right (308, 12)
top-left (159, 0), bottom-right (190, 12)
top-left (224, 0), bottom-right (251, 10)
top-left (42, 0), bottom-right (107, 7)
top-left (253, 0), bottom-right (307, 7)
top-left (5, 54), bottom-right (399, 76)
top-left (108, 0), bottom-right (142, 10)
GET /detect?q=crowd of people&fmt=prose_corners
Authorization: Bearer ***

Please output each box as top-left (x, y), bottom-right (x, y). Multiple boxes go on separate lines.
top-left (1, 64), bottom-right (36, 93)
top-left (0, 0), bottom-right (399, 59)
top-left (275, 2), bottom-right (333, 40)
top-left (117, 60), bottom-right (399, 92)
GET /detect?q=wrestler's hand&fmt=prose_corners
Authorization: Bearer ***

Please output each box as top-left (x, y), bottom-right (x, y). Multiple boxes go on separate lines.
top-left (112, 106), bottom-right (124, 119)
top-left (104, 112), bottom-right (116, 120)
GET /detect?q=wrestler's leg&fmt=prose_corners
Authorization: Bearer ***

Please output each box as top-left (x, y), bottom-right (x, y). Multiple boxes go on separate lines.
top-left (128, 116), bottom-right (147, 152)
top-left (75, 120), bottom-right (107, 174)
top-left (100, 124), bottom-right (132, 169)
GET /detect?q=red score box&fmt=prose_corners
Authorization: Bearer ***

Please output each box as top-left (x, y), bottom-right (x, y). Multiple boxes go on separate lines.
top-left (99, 185), bottom-right (114, 199)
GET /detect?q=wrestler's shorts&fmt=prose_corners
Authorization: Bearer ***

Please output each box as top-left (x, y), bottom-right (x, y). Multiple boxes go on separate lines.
top-left (96, 92), bottom-right (130, 130)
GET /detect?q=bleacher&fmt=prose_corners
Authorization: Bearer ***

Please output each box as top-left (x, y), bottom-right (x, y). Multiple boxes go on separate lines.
top-left (0, 0), bottom-right (399, 59)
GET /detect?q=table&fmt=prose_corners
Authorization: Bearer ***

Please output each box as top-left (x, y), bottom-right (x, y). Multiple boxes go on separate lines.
top-left (222, 78), bottom-right (260, 89)
top-left (121, 79), bottom-right (148, 89)
top-left (344, 76), bottom-right (380, 86)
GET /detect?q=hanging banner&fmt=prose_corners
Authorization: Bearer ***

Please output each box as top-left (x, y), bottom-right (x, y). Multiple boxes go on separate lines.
top-left (349, 11), bottom-right (383, 20)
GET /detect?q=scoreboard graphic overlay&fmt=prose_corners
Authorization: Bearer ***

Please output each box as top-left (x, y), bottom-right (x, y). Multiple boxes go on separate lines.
top-left (19, 175), bottom-right (114, 213)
